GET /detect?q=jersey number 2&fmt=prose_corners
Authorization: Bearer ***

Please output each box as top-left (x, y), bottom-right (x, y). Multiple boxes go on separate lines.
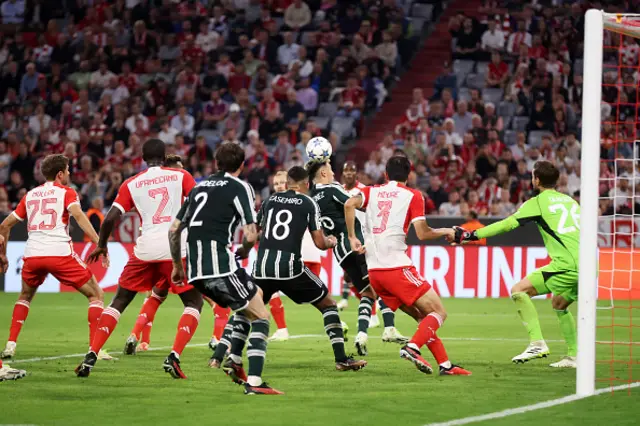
top-left (148, 187), bottom-right (172, 224)
top-left (373, 201), bottom-right (392, 234)
top-left (27, 198), bottom-right (58, 231)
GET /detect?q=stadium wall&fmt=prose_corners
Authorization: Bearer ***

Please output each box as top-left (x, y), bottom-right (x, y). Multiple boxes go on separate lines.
top-left (2, 242), bottom-right (637, 299)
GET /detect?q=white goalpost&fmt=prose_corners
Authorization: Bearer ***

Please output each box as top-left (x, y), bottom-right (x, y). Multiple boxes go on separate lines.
top-left (576, 8), bottom-right (603, 397)
top-left (578, 9), bottom-right (640, 397)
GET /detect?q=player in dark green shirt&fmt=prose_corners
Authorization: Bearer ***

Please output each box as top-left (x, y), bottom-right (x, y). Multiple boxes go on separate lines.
top-left (453, 161), bottom-right (579, 368)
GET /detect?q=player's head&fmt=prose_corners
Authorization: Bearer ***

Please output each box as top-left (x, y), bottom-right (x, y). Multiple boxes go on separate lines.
top-left (287, 166), bottom-right (309, 193)
top-left (142, 138), bottom-right (166, 165)
top-left (164, 154), bottom-right (183, 169)
top-left (273, 170), bottom-right (288, 192)
top-left (532, 160), bottom-right (560, 190)
top-left (342, 161), bottom-right (357, 186)
top-left (385, 155), bottom-right (411, 183)
top-left (307, 160), bottom-right (334, 185)
top-left (41, 154), bottom-right (70, 185)
top-left (215, 142), bottom-right (245, 174)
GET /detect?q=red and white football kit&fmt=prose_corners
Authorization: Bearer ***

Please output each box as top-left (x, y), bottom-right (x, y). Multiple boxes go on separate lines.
top-left (113, 166), bottom-right (196, 294)
top-left (302, 229), bottom-right (322, 277)
top-left (359, 181), bottom-right (430, 311)
top-left (13, 181), bottom-right (92, 289)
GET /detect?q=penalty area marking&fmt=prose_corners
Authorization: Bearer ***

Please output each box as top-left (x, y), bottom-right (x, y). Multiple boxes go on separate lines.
top-left (10, 334), bottom-right (638, 365)
top-left (424, 382), bottom-right (640, 426)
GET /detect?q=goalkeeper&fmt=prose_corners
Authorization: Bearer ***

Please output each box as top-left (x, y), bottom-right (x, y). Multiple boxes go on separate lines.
top-left (451, 161), bottom-right (579, 369)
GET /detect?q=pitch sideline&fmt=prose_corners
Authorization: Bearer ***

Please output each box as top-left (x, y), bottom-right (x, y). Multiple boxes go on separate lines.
top-left (424, 381), bottom-right (640, 426)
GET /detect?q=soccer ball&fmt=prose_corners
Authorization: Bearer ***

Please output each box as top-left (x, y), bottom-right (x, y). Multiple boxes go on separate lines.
top-left (306, 137), bottom-right (332, 163)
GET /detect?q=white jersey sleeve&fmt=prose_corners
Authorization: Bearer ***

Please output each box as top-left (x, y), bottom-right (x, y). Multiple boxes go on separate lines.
top-left (301, 229), bottom-right (322, 263)
top-left (344, 182), bottom-right (367, 225)
top-left (360, 181), bottom-right (426, 270)
top-left (113, 166), bottom-right (196, 261)
top-left (14, 182), bottom-right (80, 258)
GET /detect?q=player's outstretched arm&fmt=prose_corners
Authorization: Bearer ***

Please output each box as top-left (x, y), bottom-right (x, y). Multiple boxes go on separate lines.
top-left (413, 218), bottom-right (454, 241)
top-left (345, 195), bottom-right (364, 253)
top-left (0, 214), bottom-right (19, 272)
top-left (69, 204), bottom-right (100, 245)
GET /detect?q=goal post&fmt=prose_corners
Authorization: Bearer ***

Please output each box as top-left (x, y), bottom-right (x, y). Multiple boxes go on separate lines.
top-left (577, 8), bottom-right (603, 397)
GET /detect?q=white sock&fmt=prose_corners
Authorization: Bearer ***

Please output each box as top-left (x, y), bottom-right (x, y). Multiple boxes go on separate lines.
top-left (384, 326), bottom-right (394, 333)
top-left (440, 360), bottom-right (452, 369)
top-left (247, 375), bottom-right (262, 386)
top-left (229, 353), bottom-right (242, 364)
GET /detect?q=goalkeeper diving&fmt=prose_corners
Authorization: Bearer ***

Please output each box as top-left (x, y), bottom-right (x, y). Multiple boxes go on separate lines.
top-left (451, 161), bottom-right (579, 368)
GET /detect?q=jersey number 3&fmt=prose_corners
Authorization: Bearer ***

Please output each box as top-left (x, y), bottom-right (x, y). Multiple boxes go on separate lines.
top-left (373, 201), bottom-right (392, 234)
top-left (549, 203), bottom-right (580, 234)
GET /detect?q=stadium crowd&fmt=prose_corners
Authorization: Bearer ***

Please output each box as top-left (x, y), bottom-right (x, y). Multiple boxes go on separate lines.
top-left (0, 0), bottom-right (422, 215)
top-left (0, 0), bottom-right (636, 221)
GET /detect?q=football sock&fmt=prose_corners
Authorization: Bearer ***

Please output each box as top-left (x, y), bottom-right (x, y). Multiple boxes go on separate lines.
top-left (8, 300), bottom-right (31, 343)
top-left (409, 312), bottom-right (443, 348)
top-left (229, 313), bottom-right (251, 363)
top-left (427, 335), bottom-right (451, 368)
top-left (511, 292), bottom-right (544, 343)
top-left (87, 300), bottom-right (104, 344)
top-left (141, 322), bottom-right (152, 345)
top-left (357, 296), bottom-right (374, 334)
top-left (131, 293), bottom-right (165, 339)
top-left (171, 307), bottom-right (200, 355)
top-left (0, 359), bottom-right (3, 368)
top-left (213, 305), bottom-right (231, 340)
top-left (378, 298), bottom-right (395, 327)
top-left (372, 301), bottom-right (377, 316)
top-left (555, 309), bottom-right (577, 357)
top-left (269, 296), bottom-right (287, 329)
top-left (247, 318), bottom-right (270, 385)
top-left (213, 314), bottom-right (234, 362)
top-left (89, 307), bottom-right (121, 353)
top-left (321, 306), bottom-right (347, 362)
top-left (341, 280), bottom-right (350, 300)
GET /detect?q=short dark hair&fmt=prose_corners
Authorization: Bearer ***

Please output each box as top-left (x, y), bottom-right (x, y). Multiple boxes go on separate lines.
top-left (142, 138), bottom-right (166, 163)
top-left (164, 154), bottom-right (183, 168)
top-left (468, 210), bottom-right (478, 220)
top-left (386, 156), bottom-right (411, 182)
top-left (288, 166), bottom-right (308, 184)
top-left (41, 154), bottom-right (69, 181)
top-left (215, 142), bottom-right (245, 173)
top-left (343, 160), bottom-right (357, 171)
top-left (533, 160), bottom-right (560, 188)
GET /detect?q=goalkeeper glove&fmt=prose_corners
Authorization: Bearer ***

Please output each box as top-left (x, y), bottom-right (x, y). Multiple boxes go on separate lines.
top-left (453, 226), bottom-right (479, 244)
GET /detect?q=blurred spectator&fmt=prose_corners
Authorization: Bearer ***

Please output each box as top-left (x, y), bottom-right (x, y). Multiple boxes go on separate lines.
top-left (439, 190), bottom-right (462, 216)
top-left (507, 21), bottom-right (532, 55)
top-left (453, 101), bottom-right (473, 137)
top-left (454, 18), bottom-right (480, 60)
top-left (486, 52), bottom-right (509, 88)
top-left (427, 176), bottom-right (448, 209)
top-left (481, 18), bottom-right (505, 53)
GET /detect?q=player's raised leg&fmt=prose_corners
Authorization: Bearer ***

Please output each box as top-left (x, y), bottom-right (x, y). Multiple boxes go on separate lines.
top-left (0, 358), bottom-right (26, 381)
top-left (211, 301), bottom-right (230, 350)
top-left (510, 277), bottom-right (550, 363)
top-left (379, 298), bottom-right (407, 343)
top-left (74, 275), bottom-right (113, 361)
top-left (209, 313), bottom-right (234, 368)
top-left (1, 281), bottom-right (35, 359)
top-left (126, 289), bottom-right (167, 355)
top-left (163, 288), bottom-right (204, 379)
top-left (268, 293), bottom-right (289, 341)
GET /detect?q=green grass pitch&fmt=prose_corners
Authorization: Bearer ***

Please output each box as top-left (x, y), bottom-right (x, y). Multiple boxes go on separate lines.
top-left (0, 293), bottom-right (637, 426)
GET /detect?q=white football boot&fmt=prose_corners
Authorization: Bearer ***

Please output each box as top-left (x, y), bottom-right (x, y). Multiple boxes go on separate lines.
top-left (268, 328), bottom-right (290, 342)
top-left (1, 341), bottom-right (16, 359)
top-left (355, 331), bottom-right (368, 356)
top-left (381, 327), bottom-right (409, 344)
top-left (0, 364), bottom-right (26, 381)
top-left (549, 356), bottom-right (577, 368)
top-left (337, 299), bottom-right (349, 311)
top-left (511, 341), bottom-right (550, 363)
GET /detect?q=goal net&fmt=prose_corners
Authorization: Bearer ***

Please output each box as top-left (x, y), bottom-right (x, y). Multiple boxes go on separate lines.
top-left (579, 10), bottom-right (640, 396)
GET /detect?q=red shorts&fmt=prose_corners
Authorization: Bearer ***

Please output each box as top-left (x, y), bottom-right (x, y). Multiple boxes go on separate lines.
top-left (22, 254), bottom-right (93, 290)
top-left (119, 256), bottom-right (194, 295)
top-left (304, 262), bottom-right (322, 277)
top-left (368, 265), bottom-right (431, 311)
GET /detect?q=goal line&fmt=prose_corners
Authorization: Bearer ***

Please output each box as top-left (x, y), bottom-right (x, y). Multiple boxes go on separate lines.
top-left (423, 382), bottom-right (640, 426)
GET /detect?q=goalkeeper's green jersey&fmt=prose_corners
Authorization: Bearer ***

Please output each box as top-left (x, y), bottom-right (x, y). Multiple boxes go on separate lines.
top-left (475, 190), bottom-right (580, 271)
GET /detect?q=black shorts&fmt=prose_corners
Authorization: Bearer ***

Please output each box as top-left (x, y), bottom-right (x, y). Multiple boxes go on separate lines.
top-left (256, 267), bottom-right (329, 305)
top-left (340, 252), bottom-right (370, 292)
top-left (191, 268), bottom-right (258, 311)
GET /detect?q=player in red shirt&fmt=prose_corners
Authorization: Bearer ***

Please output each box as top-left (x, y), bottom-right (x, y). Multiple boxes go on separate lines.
top-left (75, 139), bottom-right (203, 379)
top-left (344, 156), bottom-right (471, 376)
top-left (0, 155), bottom-right (110, 361)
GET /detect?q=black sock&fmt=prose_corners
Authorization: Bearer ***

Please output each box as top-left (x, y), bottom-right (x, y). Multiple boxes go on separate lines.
top-left (341, 281), bottom-right (350, 300)
top-left (358, 296), bottom-right (374, 333)
top-left (229, 313), bottom-right (250, 360)
top-left (378, 298), bottom-right (395, 328)
top-left (212, 314), bottom-right (234, 362)
top-left (322, 306), bottom-right (347, 362)
top-left (247, 319), bottom-right (270, 378)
